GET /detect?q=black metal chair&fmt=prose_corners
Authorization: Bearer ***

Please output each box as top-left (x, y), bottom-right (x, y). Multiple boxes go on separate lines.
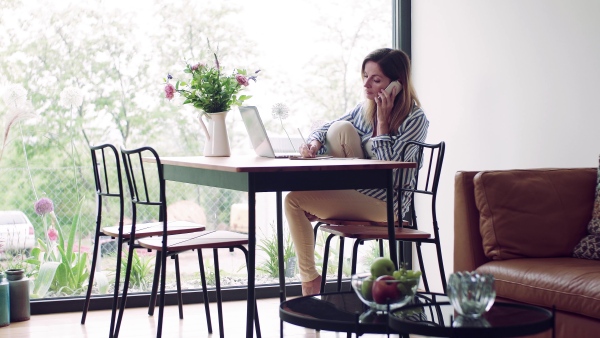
top-left (82, 144), bottom-right (205, 336)
top-left (82, 144), bottom-right (124, 330)
top-left (315, 141), bottom-right (447, 294)
top-left (119, 145), bottom-right (261, 338)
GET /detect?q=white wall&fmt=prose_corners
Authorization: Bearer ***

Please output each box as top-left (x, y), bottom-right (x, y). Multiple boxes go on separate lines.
top-left (412, 0), bottom-right (600, 291)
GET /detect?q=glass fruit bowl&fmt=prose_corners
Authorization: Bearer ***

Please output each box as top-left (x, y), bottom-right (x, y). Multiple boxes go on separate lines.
top-left (351, 272), bottom-right (420, 312)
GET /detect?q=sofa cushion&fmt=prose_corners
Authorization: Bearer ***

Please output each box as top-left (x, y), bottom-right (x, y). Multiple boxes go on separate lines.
top-left (573, 157), bottom-right (600, 260)
top-left (574, 233), bottom-right (600, 260)
top-left (474, 168), bottom-right (595, 260)
top-left (477, 257), bottom-right (600, 320)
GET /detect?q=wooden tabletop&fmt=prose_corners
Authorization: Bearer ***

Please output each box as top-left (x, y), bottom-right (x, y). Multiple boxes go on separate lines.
top-left (147, 155), bottom-right (416, 173)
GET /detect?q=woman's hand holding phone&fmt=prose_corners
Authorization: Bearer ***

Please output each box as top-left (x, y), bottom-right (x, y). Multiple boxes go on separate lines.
top-left (377, 80), bottom-right (399, 106)
top-left (375, 80), bottom-right (401, 135)
top-left (385, 80), bottom-right (401, 95)
top-left (377, 80), bottom-right (400, 106)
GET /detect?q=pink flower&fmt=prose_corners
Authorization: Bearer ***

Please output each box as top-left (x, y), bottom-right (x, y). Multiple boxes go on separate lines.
top-left (164, 83), bottom-right (175, 100)
top-left (236, 74), bottom-right (249, 86)
top-left (47, 227), bottom-right (58, 241)
top-left (191, 63), bottom-right (203, 71)
top-left (34, 197), bottom-right (54, 215)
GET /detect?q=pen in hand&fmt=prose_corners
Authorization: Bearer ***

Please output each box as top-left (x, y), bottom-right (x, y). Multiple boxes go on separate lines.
top-left (297, 128), bottom-right (312, 158)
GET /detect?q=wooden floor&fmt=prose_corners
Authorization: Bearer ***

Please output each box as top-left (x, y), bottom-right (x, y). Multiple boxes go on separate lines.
top-left (2, 297), bottom-right (396, 338)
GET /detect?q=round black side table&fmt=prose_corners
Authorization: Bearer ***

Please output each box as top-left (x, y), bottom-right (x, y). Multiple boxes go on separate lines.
top-left (388, 299), bottom-right (554, 338)
top-left (279, 291), bottom-right (446, 337)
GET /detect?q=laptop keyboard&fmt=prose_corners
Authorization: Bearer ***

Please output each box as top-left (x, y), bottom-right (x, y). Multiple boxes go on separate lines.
top-left (274, 152), bottom-right (300, 158)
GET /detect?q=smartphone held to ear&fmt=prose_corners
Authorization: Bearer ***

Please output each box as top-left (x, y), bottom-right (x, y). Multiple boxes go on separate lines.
top-left (385, 80), bottom-right (401, 95)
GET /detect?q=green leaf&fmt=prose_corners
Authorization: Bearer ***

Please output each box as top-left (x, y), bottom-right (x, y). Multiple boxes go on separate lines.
top-left (56, 244), bottom-right (70, 265)
top-left (54, 262), bottom-right (68, 288)
top-left (31, 261), bottom-right (60, 298)
top-left (238, 94), bottom-right (252, 102)
top-left (74, 252), bottom-right (89, 286)
top-left (66, 198), bottom-right (84, 257)
top-left (36, 238), bottom-right (49, 252)
top-left (31, 246), bottom-right (42, 258)
top-left (25, 258), bottom-right (41, 266)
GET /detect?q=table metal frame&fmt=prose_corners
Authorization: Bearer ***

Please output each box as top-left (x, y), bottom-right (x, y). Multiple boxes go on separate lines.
top-left (152, 156), bottom-right (415, 338)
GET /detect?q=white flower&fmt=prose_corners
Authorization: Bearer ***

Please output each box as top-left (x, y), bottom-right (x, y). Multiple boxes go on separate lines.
top-left (4, 100), bottom-right (36, 133)
top-left (6, 100), bottom-right (35, 120)
top-left (2, 84), bottom-right (27, 108)
top-left (271, 103), bottom-right (290, 120)
top-left (59, 86), bottom-right (84, 107)
top-left (3, 101), bottom-right (36, 155)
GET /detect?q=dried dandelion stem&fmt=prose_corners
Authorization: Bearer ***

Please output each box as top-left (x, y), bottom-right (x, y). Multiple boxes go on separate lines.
top-left (18, 122), bottom-right (38, 200)
top-left (279, 118), bottom-right (295, 150)
top-left (70, 106), bottom-right (80, 200)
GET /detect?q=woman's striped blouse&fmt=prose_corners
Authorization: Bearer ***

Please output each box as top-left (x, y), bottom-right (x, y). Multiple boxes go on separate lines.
top-left (308, 102), bottom-right (429, 218)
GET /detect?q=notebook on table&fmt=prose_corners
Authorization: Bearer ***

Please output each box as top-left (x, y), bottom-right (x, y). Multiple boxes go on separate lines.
top-left (239, 106), bottom-right (302, 158)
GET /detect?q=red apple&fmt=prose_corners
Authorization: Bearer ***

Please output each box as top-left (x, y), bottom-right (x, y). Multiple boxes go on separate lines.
top-left (372, 275), bottom-right (400, 304)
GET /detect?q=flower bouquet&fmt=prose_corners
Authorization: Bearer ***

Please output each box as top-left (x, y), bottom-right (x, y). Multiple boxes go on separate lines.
top-left (164, 53), bottom-right (259, 114)
top-left (164, 53), bottom-right (260, 156)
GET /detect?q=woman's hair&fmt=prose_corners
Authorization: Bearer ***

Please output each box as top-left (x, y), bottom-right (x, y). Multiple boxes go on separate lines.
top-left (361, 48), bottom-right (421, 135)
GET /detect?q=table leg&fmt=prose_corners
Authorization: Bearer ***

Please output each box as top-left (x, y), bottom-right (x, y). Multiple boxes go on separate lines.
top-left (387, 169), bottom-right (398, 269)
top-left (247, 185), bottom-right (256, 338)
top-left (276, 191), bottom-right (286, 303)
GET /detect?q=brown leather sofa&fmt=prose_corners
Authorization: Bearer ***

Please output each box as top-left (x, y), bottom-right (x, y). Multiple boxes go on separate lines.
top-left (454, 168), bottom-right (600, 338)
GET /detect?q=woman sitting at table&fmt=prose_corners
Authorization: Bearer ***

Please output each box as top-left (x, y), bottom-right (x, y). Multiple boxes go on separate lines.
top-left (284, 47), bottom-right (429, 296)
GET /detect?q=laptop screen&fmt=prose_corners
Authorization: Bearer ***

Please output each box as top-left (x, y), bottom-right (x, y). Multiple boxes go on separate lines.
top-left (239, 106), bottom-right (277, 157)
top-left (240, 106), bottom-right (303, 157)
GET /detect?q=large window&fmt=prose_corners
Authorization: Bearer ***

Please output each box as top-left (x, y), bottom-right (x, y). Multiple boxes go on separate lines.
top-left (0, 0), bottom-right (392, 301)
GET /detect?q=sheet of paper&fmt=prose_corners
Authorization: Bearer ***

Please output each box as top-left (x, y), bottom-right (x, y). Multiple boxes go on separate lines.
top-left (288, 156), bottom-right (333, 160)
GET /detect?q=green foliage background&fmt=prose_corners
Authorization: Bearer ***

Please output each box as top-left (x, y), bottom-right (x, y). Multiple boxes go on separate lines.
top-left (0, 0), bottom-right (390, 298)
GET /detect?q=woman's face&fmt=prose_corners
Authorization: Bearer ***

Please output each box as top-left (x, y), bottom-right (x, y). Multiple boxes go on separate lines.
top-left (363, 61), bottom-right (392, 100)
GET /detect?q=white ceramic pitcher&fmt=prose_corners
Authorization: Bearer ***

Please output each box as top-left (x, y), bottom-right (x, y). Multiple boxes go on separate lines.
top-left (198, 111), bottom-right (231, 157)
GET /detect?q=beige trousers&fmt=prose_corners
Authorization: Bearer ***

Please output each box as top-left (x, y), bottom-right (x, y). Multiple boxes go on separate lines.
top-left (284, 121), bottom-right (388, 282)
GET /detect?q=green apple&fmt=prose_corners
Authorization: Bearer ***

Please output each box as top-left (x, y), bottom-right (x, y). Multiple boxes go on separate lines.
top-left (370, 257), bottom-right (395, 278)
top-left (361, 276), bottom-right (374, 301)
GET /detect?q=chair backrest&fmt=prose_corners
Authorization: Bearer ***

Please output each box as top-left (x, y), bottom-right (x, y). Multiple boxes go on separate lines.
top-left (120, 146), bottom-right (167, 235)
top-left (398, 141), bottom-right (446, 229)
top-left (90, 144), bottom-right (124, 223)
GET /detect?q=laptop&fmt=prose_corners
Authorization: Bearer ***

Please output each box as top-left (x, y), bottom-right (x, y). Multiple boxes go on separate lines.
top-left (239, 106), bottom-right (302, 158)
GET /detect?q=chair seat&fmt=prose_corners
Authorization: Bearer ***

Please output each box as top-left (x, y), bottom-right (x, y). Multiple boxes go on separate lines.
top-left (319, 224), bottom-right (431, 240)
top-left (138, 230), bottom-right (249, 252)
top-left (316, 218), bottom-right (409, 227)
top-left (102, 220), bottom-right (205, 239)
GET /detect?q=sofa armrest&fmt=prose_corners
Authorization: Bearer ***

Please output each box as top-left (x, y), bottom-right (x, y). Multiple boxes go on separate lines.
top-left (454, 171), bottom-right (490, 271)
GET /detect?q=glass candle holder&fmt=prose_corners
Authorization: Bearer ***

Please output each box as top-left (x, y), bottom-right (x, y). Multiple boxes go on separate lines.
top-left (447, 271), bottom-right (496, 318)
top-left (452, 315), bottom-right (491, 328)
